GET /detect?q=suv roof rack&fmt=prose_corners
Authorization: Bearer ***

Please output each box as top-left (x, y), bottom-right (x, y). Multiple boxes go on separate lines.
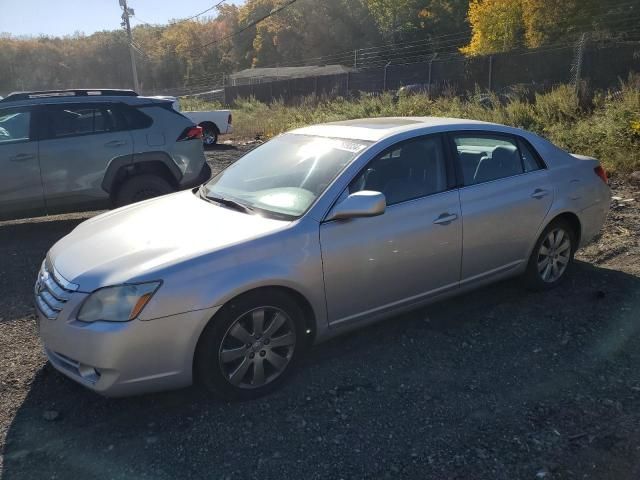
top-left (0, 89), bottom-right (139, 103)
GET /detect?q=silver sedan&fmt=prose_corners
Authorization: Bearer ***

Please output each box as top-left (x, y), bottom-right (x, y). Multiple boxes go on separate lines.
top-left (35, 117), bottom-right (611, 399)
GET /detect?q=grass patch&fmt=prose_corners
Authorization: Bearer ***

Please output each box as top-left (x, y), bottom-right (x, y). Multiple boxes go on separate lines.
top-left (181, 78), bottom-right (640, 175)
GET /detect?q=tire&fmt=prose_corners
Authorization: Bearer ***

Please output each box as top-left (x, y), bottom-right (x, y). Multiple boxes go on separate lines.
top-left (201, 124), bottom-right (218, 147)
top-left (195, 289), bottom-right (307, 401)
top-left (114, 174), bottom-right (174, 207)
top-left (523, 219), bottom-right (577, 291)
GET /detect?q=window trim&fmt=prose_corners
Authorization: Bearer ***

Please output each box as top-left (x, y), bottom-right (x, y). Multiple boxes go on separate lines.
top-left (445, 130), bottom-right (547, 188)
top-left (0, 106), bottom-right (35, 146)
top-left (345, 133), bottom-right (457, 207)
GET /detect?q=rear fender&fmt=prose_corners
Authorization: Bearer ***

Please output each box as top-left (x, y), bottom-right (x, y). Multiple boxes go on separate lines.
top-left (102, 152), bottom-right (182, 194)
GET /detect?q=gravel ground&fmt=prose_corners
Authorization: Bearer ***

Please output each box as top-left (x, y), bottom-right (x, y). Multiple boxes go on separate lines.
top-left (1, 144), bottom-right (639, 479)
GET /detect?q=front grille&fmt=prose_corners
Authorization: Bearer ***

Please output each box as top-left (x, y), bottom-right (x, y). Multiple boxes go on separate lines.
top-left (34, 259), bottom-right (78, 320)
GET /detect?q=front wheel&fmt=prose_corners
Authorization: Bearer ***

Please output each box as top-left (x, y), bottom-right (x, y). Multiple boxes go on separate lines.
top-left (195, 290), bottom-right (306, 401)
top-left (524, 219), bottom-right (576, 290)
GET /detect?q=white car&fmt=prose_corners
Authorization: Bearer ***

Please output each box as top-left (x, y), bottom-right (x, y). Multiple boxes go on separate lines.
top-left (152, 96), bottom-right (232, 146)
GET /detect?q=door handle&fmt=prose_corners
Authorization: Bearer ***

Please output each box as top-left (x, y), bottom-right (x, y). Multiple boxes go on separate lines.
top-left (531, 188), bottom-right (550, 199)
top-left (433, 213), bottom-right (458, 225)
top-left (104, 140), bottom-right (126, 147)
top-left (9, 153), bottom-right (35, 162)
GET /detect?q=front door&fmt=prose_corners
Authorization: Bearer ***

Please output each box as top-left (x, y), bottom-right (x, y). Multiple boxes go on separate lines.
top-left (0, 106), bottom-right (45, 220)
top-left (320, 134), bottom-right (462, 325)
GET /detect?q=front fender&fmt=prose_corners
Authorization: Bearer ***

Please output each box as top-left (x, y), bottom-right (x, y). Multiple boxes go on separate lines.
top-left (137, 222), bottom-right (328, 333)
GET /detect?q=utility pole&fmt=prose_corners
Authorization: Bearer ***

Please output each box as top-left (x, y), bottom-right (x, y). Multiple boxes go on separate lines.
top-left (119, 0), bottom-right (139, 92)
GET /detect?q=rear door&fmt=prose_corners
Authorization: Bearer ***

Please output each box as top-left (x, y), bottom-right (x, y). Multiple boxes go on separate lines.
top-left (449, 131), bottom-right (553, 283)
top-left (0, 106), bottom-right (45, 220)
top-left (37, 103), bottom-right (133, 213)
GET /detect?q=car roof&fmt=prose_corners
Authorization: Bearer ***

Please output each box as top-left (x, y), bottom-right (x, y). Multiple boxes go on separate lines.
top-left (0, 91), bottom-right (170, 109)
top-left (289, 117), bottom-right (513, 142)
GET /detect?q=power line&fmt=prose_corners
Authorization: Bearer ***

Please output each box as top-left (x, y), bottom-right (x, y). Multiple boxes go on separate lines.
top-left (131, 14), bottom-right (154, 26)
top-left (203, 0), bottom-right (302, 48)
top-left (176, 0), bottom-right (227, 23)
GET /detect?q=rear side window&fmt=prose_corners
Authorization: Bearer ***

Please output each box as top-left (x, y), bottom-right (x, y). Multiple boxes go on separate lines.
top-left (0, 108), bottom-right (32, 144)
top-left (40, 105), bottom-right (125, 139)
top-left (452, 134), bottom-right (524, 186)
top-left (119, 105), bottom-right (153, 130)
top-left (518, 139), bottom-right (546, 172)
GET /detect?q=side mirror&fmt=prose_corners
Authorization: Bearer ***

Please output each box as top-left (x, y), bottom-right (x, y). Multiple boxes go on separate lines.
top-left (326, 190), bottom-right (386, 221)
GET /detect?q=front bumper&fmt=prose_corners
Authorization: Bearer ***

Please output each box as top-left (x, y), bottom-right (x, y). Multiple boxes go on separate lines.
top-left (36, 290), bottom-right (219, 397)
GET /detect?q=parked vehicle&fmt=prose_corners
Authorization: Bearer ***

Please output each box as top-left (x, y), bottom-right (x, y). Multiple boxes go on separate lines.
top-left (35, 117), bottom-right (610, 400)
top-left (151, 96), bottom-right (233, 146)
top-left (0, 89), bottom-right (210, 221)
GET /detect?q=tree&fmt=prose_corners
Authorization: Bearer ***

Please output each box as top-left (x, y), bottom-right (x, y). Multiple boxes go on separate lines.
top-left (461, 0), bottom-right (524, 56)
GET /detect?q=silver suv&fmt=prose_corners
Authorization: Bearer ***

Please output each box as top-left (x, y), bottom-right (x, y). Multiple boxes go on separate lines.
top-left (0, 89), bottom-right (210, 221)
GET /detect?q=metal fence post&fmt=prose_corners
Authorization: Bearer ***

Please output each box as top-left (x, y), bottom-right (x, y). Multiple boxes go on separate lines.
top-left (345, 72), bottom-right (350, 96)
top-left (383, 61), bottom-right (392, 91)
top-left (488, 55), bottom-right (493, 91)
top-left (572, 33), bottom-right (588, 97)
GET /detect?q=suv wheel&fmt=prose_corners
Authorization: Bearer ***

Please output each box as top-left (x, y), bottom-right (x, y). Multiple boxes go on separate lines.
top-left (115, 174), bottom-right (174, 207)
top-left (195, 289), bottom-right (307, 401)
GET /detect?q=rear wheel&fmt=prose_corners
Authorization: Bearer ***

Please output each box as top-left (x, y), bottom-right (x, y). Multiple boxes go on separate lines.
top-left (524, 219), bottom-right (576, 290)
top-left (114, 174), bottom-right (174, 207)
top-left (195, 289), bottom-right (306, 401)
top-left (201, 124), bottom-right (218, 146)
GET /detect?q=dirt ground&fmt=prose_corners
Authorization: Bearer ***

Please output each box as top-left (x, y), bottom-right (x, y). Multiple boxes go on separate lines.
top-left (1, 144), bottom-right (639, 479)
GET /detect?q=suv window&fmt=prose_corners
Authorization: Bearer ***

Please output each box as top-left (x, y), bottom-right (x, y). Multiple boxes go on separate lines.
top-left (452, 134), bottom-right (525, 186)
top-left (350, 135), bottom-right (448, 205)
top-left (0, 108), bottom-right (32, 144)
top-left (120, 105), bottom-right (153, 130)
top-left (40, 105), bottom-right (124, 139)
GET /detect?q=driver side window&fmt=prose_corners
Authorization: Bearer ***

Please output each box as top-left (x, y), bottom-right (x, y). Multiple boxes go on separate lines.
top-left (349, 135), bottom-right (448, 205)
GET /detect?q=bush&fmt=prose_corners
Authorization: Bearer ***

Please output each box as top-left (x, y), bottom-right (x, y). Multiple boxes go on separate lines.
top-left (197, 78), bottom-right (640, 175)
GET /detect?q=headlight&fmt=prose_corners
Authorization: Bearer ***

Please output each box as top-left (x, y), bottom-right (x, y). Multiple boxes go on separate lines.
top-left (77, 282), bottom-right (161, 322)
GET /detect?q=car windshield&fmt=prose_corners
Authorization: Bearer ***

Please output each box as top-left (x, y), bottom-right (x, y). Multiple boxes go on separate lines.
top-left (202, 133), bottom-right (371, 219)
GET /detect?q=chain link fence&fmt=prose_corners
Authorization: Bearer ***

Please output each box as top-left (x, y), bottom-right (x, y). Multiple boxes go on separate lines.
top-left (223, 40), bottom-right (640, 106)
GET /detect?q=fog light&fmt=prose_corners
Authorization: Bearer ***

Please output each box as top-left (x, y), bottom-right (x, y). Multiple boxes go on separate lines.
top-left (78, 364), bottom-right (100, 380)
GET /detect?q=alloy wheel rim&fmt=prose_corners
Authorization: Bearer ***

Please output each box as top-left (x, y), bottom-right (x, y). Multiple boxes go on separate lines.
top-left (537, 228), bottom-right (571, 283)
top-left (203, 131), bottom-right (217, 145)
top-left (219, 306), bottom-right (296, 389)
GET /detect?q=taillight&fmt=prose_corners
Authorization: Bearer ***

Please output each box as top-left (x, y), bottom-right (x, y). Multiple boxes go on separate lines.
top-left (594, 165), bottom-right (608, 184)
top-left (177, 126), bottom-right (203, 141)
top-left (228, 113), bottom-right (232, 125)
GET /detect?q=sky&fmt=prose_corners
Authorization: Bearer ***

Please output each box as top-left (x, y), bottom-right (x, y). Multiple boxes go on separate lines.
top-left (0, 0), bottom-right (243, 37)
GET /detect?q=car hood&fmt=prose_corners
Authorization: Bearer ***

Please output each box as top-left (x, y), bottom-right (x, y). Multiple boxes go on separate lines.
top-left (49, 190), bottom-right (290, 292)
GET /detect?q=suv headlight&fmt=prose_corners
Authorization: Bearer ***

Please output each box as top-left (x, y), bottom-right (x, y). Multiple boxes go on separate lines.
top-left (77, 282), bottom-right (161, 322)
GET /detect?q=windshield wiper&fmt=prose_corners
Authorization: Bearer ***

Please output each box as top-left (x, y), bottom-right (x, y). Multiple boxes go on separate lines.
top-left (204, 193), bottom-right (255, 214)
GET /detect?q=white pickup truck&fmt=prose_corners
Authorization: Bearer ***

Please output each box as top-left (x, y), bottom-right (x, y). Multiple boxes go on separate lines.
top-left (152, 96), bottom-right (232, 146)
